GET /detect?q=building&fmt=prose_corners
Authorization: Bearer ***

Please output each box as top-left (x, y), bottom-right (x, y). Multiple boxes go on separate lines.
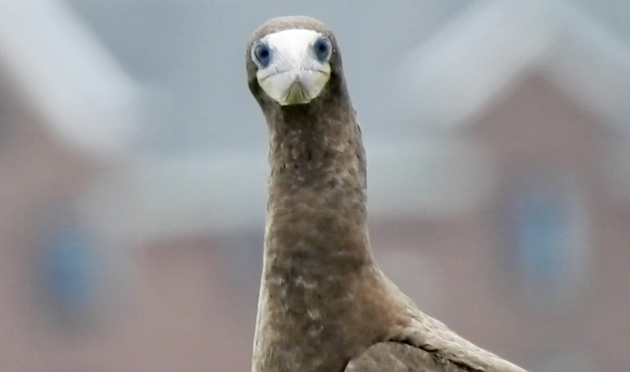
top-left (395, 2), bottom-right (630, 370)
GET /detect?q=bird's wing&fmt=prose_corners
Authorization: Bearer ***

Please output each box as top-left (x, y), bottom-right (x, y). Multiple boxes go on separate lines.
top-left (390, 313), bottom-right (527, 372)
top-left (345, 342), bottom-right (467, 372)
top-left (360, 275), bottom-right (528, 372)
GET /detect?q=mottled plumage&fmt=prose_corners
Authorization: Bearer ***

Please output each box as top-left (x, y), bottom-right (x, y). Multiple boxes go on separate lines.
top-left (246, 16), bottom-right (529, 372)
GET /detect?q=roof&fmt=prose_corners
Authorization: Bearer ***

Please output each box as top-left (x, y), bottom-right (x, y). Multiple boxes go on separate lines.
top-left (398, 0), bottom-right (630, 133)
top-left (0, 0), bottom-right (140, 160)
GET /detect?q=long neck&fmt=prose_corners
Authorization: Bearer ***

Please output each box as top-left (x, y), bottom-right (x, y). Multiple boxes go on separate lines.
top-left (253, 87), bottom-right (381, 372)
top-left (264, 99), bottom-right (372, 269)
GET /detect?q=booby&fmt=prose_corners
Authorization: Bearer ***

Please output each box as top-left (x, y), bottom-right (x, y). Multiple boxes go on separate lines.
top-left (246, 15), bottom-right (529, 372)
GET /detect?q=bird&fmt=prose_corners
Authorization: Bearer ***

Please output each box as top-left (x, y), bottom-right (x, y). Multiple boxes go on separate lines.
top-left (245, 15), bottom-right (530, 372)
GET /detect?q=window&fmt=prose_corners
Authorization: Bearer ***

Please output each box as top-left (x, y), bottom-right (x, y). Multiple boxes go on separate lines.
top-left (37, 204), bottom-right (119, 331)
top-left (502, 165), bottom-right (591, 309)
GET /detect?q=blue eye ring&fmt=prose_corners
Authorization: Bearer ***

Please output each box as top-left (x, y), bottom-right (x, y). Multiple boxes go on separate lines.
top-left (314, 37), bottom-right (332, 62)
top-left (252, 42), bottom-right (272, 68)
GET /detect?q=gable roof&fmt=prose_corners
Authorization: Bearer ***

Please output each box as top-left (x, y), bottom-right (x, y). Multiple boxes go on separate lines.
top-left (0, 0), bottom-right (140, 160)
top-left (398, 1), bottom-right (630, 133)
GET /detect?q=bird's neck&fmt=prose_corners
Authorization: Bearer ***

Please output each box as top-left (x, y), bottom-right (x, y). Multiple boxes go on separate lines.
top-left (253, 102), bottom-right (378, 372)
top-left (264, 102), bottom-right (371, 268)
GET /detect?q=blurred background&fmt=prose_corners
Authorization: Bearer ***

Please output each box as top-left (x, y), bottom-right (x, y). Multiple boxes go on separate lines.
top-left (0, 0), bottom-right (629, 371)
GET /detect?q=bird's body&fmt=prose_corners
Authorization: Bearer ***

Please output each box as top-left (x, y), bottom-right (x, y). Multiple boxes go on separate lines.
top-left (246, 16), bottom-right (529, 372)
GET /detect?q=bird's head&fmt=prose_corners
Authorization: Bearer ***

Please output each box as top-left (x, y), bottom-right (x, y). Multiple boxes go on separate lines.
top-left (246, 16), bottom-right (345, 107)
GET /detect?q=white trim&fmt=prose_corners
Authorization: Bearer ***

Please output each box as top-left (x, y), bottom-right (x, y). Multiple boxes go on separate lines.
top-left (398, 0), bottom-right (630, 132)
top-left (0, 0), bottom-right (140, 160)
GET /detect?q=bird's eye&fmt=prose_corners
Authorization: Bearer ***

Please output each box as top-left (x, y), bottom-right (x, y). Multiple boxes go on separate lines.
top-left (252, 42), bottom-right (272, 68)
top-left (314, 37), bottom-right (332, 62)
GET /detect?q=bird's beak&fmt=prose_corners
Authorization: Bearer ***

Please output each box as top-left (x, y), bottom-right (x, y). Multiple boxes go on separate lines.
top-left (260, 67), bottom-right (330, 105)
top-left (257, 52), bottom-right (331, 106)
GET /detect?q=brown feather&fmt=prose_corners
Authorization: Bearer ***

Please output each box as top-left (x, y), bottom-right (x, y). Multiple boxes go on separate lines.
top-left (246, 16), bottom-right (529, 372)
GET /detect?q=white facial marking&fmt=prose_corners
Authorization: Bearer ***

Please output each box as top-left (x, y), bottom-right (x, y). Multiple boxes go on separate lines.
top-left (254, 29), bottom-right (331, 105)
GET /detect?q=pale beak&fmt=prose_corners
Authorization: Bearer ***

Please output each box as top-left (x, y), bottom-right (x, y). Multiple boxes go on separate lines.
top-left (257, 56), bottom-right (331, 105)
